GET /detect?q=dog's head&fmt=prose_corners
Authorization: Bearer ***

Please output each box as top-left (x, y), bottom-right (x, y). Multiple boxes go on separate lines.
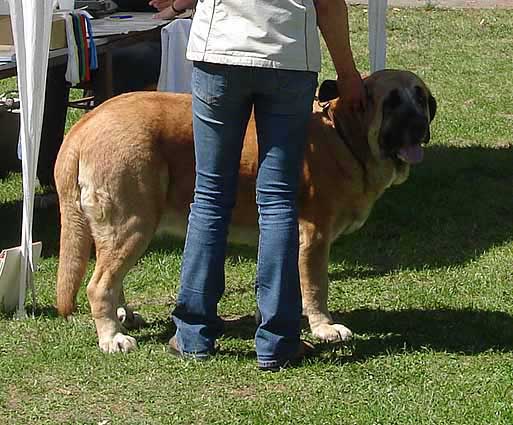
top-left (318, 70), bottom-right (437, 182)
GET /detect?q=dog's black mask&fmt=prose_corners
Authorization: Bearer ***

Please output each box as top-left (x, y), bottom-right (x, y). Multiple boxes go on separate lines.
top-left (379, 85), bottom-right (436, 164)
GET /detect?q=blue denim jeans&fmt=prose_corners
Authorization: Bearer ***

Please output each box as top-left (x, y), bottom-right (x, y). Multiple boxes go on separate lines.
top-left (172, 62), bottom-right (317, 366)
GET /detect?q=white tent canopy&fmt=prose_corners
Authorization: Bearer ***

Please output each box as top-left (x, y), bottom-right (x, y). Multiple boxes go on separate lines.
top-left (0, 0), bottom-right (388, 315)
top-left (1, 0), bottom-right (53, 316)
top-left (369, 0), bottom-right (388, 72)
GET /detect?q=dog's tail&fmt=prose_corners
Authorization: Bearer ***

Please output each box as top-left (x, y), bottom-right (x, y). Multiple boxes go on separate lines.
top-left (54, 140), bottom-right (92, 317)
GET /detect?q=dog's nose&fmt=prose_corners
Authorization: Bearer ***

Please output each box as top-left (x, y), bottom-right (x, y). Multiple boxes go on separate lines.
top-left (409, 114), bottom-right (430, 144)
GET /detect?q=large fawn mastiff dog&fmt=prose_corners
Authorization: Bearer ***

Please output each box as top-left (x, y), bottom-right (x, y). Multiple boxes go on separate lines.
top-left (55, 70), bottom-right (436, 353)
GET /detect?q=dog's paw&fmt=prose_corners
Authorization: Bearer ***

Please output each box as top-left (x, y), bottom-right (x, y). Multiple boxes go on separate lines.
top-left (311, 323), bottom-right (353, 342)
top-left (117, 307), bottom-right (147, 330)
top-left (99, 333), bottom-right (138, 353)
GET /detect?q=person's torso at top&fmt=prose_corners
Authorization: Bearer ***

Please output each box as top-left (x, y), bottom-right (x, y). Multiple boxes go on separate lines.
top-left (186, 0), bottom-right (321, 72)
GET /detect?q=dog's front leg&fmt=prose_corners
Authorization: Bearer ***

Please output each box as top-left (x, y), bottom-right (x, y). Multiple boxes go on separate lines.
top-left (299, 228), bottom-right (352, 342)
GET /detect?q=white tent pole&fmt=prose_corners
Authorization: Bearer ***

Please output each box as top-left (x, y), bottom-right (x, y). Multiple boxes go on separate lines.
top-left (369, 0), bottom-right (388, 73)
top-left (7, 0), bottom-right (54, 317)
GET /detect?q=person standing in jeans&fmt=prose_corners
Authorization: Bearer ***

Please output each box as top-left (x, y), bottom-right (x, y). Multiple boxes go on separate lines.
top-left (161, 0), bottom-right (365, 371)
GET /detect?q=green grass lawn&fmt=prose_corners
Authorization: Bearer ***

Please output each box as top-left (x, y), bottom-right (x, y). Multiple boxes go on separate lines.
top-left (1, 6), bottom-right (513, 424)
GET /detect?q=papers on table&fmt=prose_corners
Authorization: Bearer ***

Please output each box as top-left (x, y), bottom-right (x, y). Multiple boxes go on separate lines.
top-left (91, 11), bottom-right (184, 37)
top-left (0, 12), bottom-right (191, 65)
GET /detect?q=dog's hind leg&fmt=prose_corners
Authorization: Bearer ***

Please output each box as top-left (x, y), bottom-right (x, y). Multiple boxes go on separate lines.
top-left (86, 232), bottom-right (152, 353)
top-left (82, 159), bottom-right (167, 353)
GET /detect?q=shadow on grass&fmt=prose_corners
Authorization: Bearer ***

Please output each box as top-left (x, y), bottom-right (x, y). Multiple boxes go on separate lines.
top-left (326, 144), bottom-right (513, 274)
top-left (0, 304), bottom-right (60, 320)
top-left (328, 308), bottom-right (513, 362)
top-left (135, 307), bottom-right (513, 363)
top-left (0, 193), bottom-right (60, 257)
top-left (135, 314), bottom-right (259, 346)
top-left (30, 305), bottom-right (60, 318)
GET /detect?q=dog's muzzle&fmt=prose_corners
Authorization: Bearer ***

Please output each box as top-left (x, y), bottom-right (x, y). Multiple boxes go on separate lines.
top-left (396, 113), bottom-right (430, 164)
top-left (381, 109), bottom-right (431, 165)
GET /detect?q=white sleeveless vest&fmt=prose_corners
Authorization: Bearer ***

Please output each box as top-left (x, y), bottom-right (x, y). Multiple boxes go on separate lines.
top-left (186, 0), bottom-right (321, 72)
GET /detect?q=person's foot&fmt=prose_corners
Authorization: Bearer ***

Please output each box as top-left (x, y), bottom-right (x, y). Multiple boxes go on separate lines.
top-left (168, 335), bottom-right (215, 361)
top-left (258, 340), bottom-right (315, 372)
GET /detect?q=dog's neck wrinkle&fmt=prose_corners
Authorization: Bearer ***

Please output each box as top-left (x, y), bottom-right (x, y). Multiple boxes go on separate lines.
top-left (326, 101), bottom-right (370, 175)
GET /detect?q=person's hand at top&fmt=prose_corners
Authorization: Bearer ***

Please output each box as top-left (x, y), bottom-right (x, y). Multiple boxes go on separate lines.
top-left (315, 0), bottom-right (365, 112)
top-left (149, 0), bottom-right (195, 19)
top-left (336, 68), bottom-right (366, 113)
top-left (149, 0), bottom-right (171, 11)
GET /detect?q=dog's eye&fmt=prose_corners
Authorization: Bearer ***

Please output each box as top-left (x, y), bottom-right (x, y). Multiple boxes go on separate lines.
top-left (414, 86), bottom-right (426, 104)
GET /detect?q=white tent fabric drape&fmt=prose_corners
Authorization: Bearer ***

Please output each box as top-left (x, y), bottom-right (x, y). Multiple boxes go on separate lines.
top-left (0, 0), bottom-right (8, 14)
top-left (368, 0), bottom-right (388, 72)
top-left (6, 0), bottom-right (53, 316)
top-left (157, 19), bottom-right (193, 94)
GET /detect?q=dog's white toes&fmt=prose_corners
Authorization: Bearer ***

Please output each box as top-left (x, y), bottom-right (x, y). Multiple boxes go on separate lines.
top-left (331, 324), bottom-right (353, 341)
top-left (99, 333), bottom-right (138, 353)
top-left (312, 323), bottom-right (353, 342)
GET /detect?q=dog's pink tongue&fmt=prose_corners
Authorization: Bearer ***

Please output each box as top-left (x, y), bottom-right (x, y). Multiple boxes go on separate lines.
top-left (399, 145), bottom-right (424, 164)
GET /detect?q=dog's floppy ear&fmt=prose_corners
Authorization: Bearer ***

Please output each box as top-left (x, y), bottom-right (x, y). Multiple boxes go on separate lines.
top-left (428, 93), bottom-right (437, 122)
top-left (318, 80), bottom-right (339, 102)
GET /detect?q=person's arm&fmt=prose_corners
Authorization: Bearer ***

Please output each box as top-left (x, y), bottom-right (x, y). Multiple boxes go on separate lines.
top-left (314, 0), bottom-right (365, 111)
top-left (149, 0), bottom-right (196, 19)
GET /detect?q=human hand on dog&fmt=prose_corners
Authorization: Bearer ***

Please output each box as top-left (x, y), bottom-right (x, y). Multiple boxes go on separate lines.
top-left (337, 71), bottom-right (366, 113)
top-left (315, 0), bottom-right (365, 112)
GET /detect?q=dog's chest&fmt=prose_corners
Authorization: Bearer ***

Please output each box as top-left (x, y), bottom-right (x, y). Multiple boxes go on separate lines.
top-left (333, 205), bottom-right (373, 238)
